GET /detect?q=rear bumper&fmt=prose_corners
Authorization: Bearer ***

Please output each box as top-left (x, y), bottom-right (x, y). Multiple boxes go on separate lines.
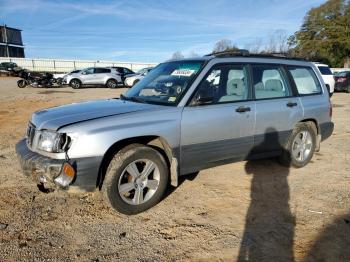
top-left (320, 122), bottom-right (334, 141)
top-left (335, 83), bottom-right (349, 91)
top-left (16, 139), bottom-right (102, 192)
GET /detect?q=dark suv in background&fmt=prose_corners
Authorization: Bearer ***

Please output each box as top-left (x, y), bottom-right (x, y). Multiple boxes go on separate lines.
top-left (335, 71), bottom-right (350, 93)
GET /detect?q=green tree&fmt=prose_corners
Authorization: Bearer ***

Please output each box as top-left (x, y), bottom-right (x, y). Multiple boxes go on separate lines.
top-left (289, 0), bottom-right (350, 67)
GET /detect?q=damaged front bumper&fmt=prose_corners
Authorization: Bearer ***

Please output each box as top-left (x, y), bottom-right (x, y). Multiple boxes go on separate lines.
top-left (16, 139), bottom-right (101, 192)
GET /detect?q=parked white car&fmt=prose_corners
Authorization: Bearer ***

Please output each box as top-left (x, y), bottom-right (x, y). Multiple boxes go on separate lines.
top-left (125, 67), bottom-right (153, 87)
top-left (313, 63), bottom-right (335, 96)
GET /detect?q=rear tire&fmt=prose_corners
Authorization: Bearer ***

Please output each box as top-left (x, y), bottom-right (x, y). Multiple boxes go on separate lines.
top-left (102, 144), bottom-right (169, 215)
top-left (70, 79), bottom-right (81, 89)
top-left (278, 122), bottom-right (317, 168)
top-left (106, 79), bottom-right (118, 89)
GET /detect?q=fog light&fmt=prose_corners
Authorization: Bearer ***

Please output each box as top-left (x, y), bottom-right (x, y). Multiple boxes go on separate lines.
top-left (54, 162), bottom-right (75, 187)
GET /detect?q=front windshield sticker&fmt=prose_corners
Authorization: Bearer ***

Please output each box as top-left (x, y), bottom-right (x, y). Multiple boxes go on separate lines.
top-left (168, 96), bottom-right (176, 102)
top-left (171, 69), bottom-right (196, 77)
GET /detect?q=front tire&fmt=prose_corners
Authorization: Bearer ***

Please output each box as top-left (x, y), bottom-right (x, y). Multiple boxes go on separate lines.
top-left (102, 144), bottom-right (169, 215)
top-left (70, 79), bottom-right (82, 89)
top-left (17, 79), bottom-right (27, 88)
top-left (278, 122), bottom-right (317, 168)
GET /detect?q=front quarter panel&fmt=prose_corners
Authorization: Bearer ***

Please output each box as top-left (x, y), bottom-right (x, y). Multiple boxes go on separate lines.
top-left (59, 107), bottom-right (182, 159)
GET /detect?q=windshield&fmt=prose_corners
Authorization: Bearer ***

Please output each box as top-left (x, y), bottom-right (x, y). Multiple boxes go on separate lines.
top-left (137, 68), bottom-right (146, 74)
top-left (335, 71), bottom-right (350, 77)
top-left (124, 60), bottom-right (204, 105)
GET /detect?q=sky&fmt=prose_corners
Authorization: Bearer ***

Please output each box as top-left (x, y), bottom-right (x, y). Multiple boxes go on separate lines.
top-left (0, 0), bottom-right (327, 63)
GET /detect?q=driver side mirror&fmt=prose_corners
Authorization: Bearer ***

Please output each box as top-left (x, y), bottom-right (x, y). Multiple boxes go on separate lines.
top-left (194, 95), bottom-right (214, 105)
top-left (82, 71), bottom-right (87, 75)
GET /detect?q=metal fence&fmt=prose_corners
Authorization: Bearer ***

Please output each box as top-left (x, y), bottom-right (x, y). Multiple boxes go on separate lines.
top-left (0, 57), bottom-right (157, 73)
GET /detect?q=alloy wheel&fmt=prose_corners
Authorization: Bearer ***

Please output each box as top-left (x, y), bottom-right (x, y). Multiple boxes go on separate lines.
top-left (292, 130), bottom-right (313, 162)
top-left (118, 159), bottom-right (160, 205)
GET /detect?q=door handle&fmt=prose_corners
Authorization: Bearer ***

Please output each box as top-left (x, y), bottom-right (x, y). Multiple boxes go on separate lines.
top-left (236, 106), bottom-right (251, 113)
top-left (286, 102), bottom-right (297, 108)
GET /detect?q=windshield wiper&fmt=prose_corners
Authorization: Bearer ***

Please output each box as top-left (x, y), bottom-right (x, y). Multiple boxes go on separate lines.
top-left (120, 94), bottom-right (145, 103)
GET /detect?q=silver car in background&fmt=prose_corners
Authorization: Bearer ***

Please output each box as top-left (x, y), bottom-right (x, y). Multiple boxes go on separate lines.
top-left (16, 51), bottom-right (334, 215)
top-left (125, 67), bottom-right (154, 87)
top-left (62, 67), bottom-right (122, 89)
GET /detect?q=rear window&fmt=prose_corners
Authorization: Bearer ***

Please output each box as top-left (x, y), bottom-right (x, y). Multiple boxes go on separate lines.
top-left (317, 66), bottom-right (333, 75)
top-left (288, 66), bottom-right (322, 95)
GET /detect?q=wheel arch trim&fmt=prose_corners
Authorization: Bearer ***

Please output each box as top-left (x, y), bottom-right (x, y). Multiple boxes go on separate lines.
top-left (96, 135), bottom-right (179, 189)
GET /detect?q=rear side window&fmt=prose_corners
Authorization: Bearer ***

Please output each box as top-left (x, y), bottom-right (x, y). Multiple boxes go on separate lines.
top-left (317, 66), bottom-right (332, 75)
top-left (95, 68), bottom-right (111, 74)
top-left (252, 65), bottom-right (292, 99)
top-left (288, 66), bottom-right (322, 95)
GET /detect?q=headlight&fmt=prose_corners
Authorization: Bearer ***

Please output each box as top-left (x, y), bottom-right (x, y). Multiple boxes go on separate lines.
top-left (37, 131), bottom-right (70, 152)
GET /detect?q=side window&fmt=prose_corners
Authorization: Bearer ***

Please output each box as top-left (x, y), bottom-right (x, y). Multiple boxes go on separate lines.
top-left (191, 64), bottom-right (249, 105)
top-left (84, 68), bottom-right (94, 74)
top-left (252, 65), bottom-right (292, 99)
top-left (287, 66), bottom-right (322, 95)
top-left (95, 68), bottom-right (111, 74)
top-left (124, 68), bottom-right (133, 74)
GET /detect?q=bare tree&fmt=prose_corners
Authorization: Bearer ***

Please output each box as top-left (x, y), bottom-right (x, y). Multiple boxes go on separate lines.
top-left (171, 51), bottom-right (185, 60)
top-left (265, 30), bottom-right (289, 54)
top-left (213, 39), bottom-right (237, 53)
top-left (189, 51), bottom-right (200, 57)
top-left (247, 38), bottom-right (263, 54)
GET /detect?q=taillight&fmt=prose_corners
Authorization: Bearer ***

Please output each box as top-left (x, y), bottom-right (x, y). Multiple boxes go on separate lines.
top-left (337, 77), bottom-right (347, 83)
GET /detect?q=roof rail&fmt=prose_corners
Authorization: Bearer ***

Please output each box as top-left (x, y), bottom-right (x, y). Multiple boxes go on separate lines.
top-left (205, 49), bottom-right (250, 57)
top-left (206, 50), bottom-right (306, 61)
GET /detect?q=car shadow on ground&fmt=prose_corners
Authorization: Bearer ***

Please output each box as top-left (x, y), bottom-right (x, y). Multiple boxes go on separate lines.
top-left (164, 171), bottom-right (199, 200)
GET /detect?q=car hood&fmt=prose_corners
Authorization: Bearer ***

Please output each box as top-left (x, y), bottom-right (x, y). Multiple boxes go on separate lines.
top-left (31, 99), bottom-right (160, 131)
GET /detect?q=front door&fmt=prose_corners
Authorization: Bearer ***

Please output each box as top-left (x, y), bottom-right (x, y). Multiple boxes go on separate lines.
top-left (80, 67), bottom-right (95, 84)
top-left (180, 64), bottom-right (255, 174)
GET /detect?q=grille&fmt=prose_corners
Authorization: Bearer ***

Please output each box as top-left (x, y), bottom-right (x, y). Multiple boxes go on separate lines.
top-left (26, 123), bottom-right (36, 147)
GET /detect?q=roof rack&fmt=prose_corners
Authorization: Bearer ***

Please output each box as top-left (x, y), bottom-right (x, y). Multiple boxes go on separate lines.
top-left (206, 49), bottom-right (306, 61)
top-left (205, 49), bottom-right (250, 57)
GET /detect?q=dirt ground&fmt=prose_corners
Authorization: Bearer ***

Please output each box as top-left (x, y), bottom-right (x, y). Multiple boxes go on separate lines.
top-left (0, 77), bottom-right (349, 261)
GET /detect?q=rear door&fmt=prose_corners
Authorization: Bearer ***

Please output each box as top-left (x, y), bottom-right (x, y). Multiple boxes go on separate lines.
top-left (286, 65), bottom-right (331, 133)
top-left (181, 63), bottom-right (255, 174)
top-left (93, 68), bottom-right (111, 84)
top-left (251, 64), bottom-right (302, 155)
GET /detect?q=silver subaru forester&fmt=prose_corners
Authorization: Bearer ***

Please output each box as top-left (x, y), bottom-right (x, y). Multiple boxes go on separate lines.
top-left (16, 51), bottom-right (334, 214)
